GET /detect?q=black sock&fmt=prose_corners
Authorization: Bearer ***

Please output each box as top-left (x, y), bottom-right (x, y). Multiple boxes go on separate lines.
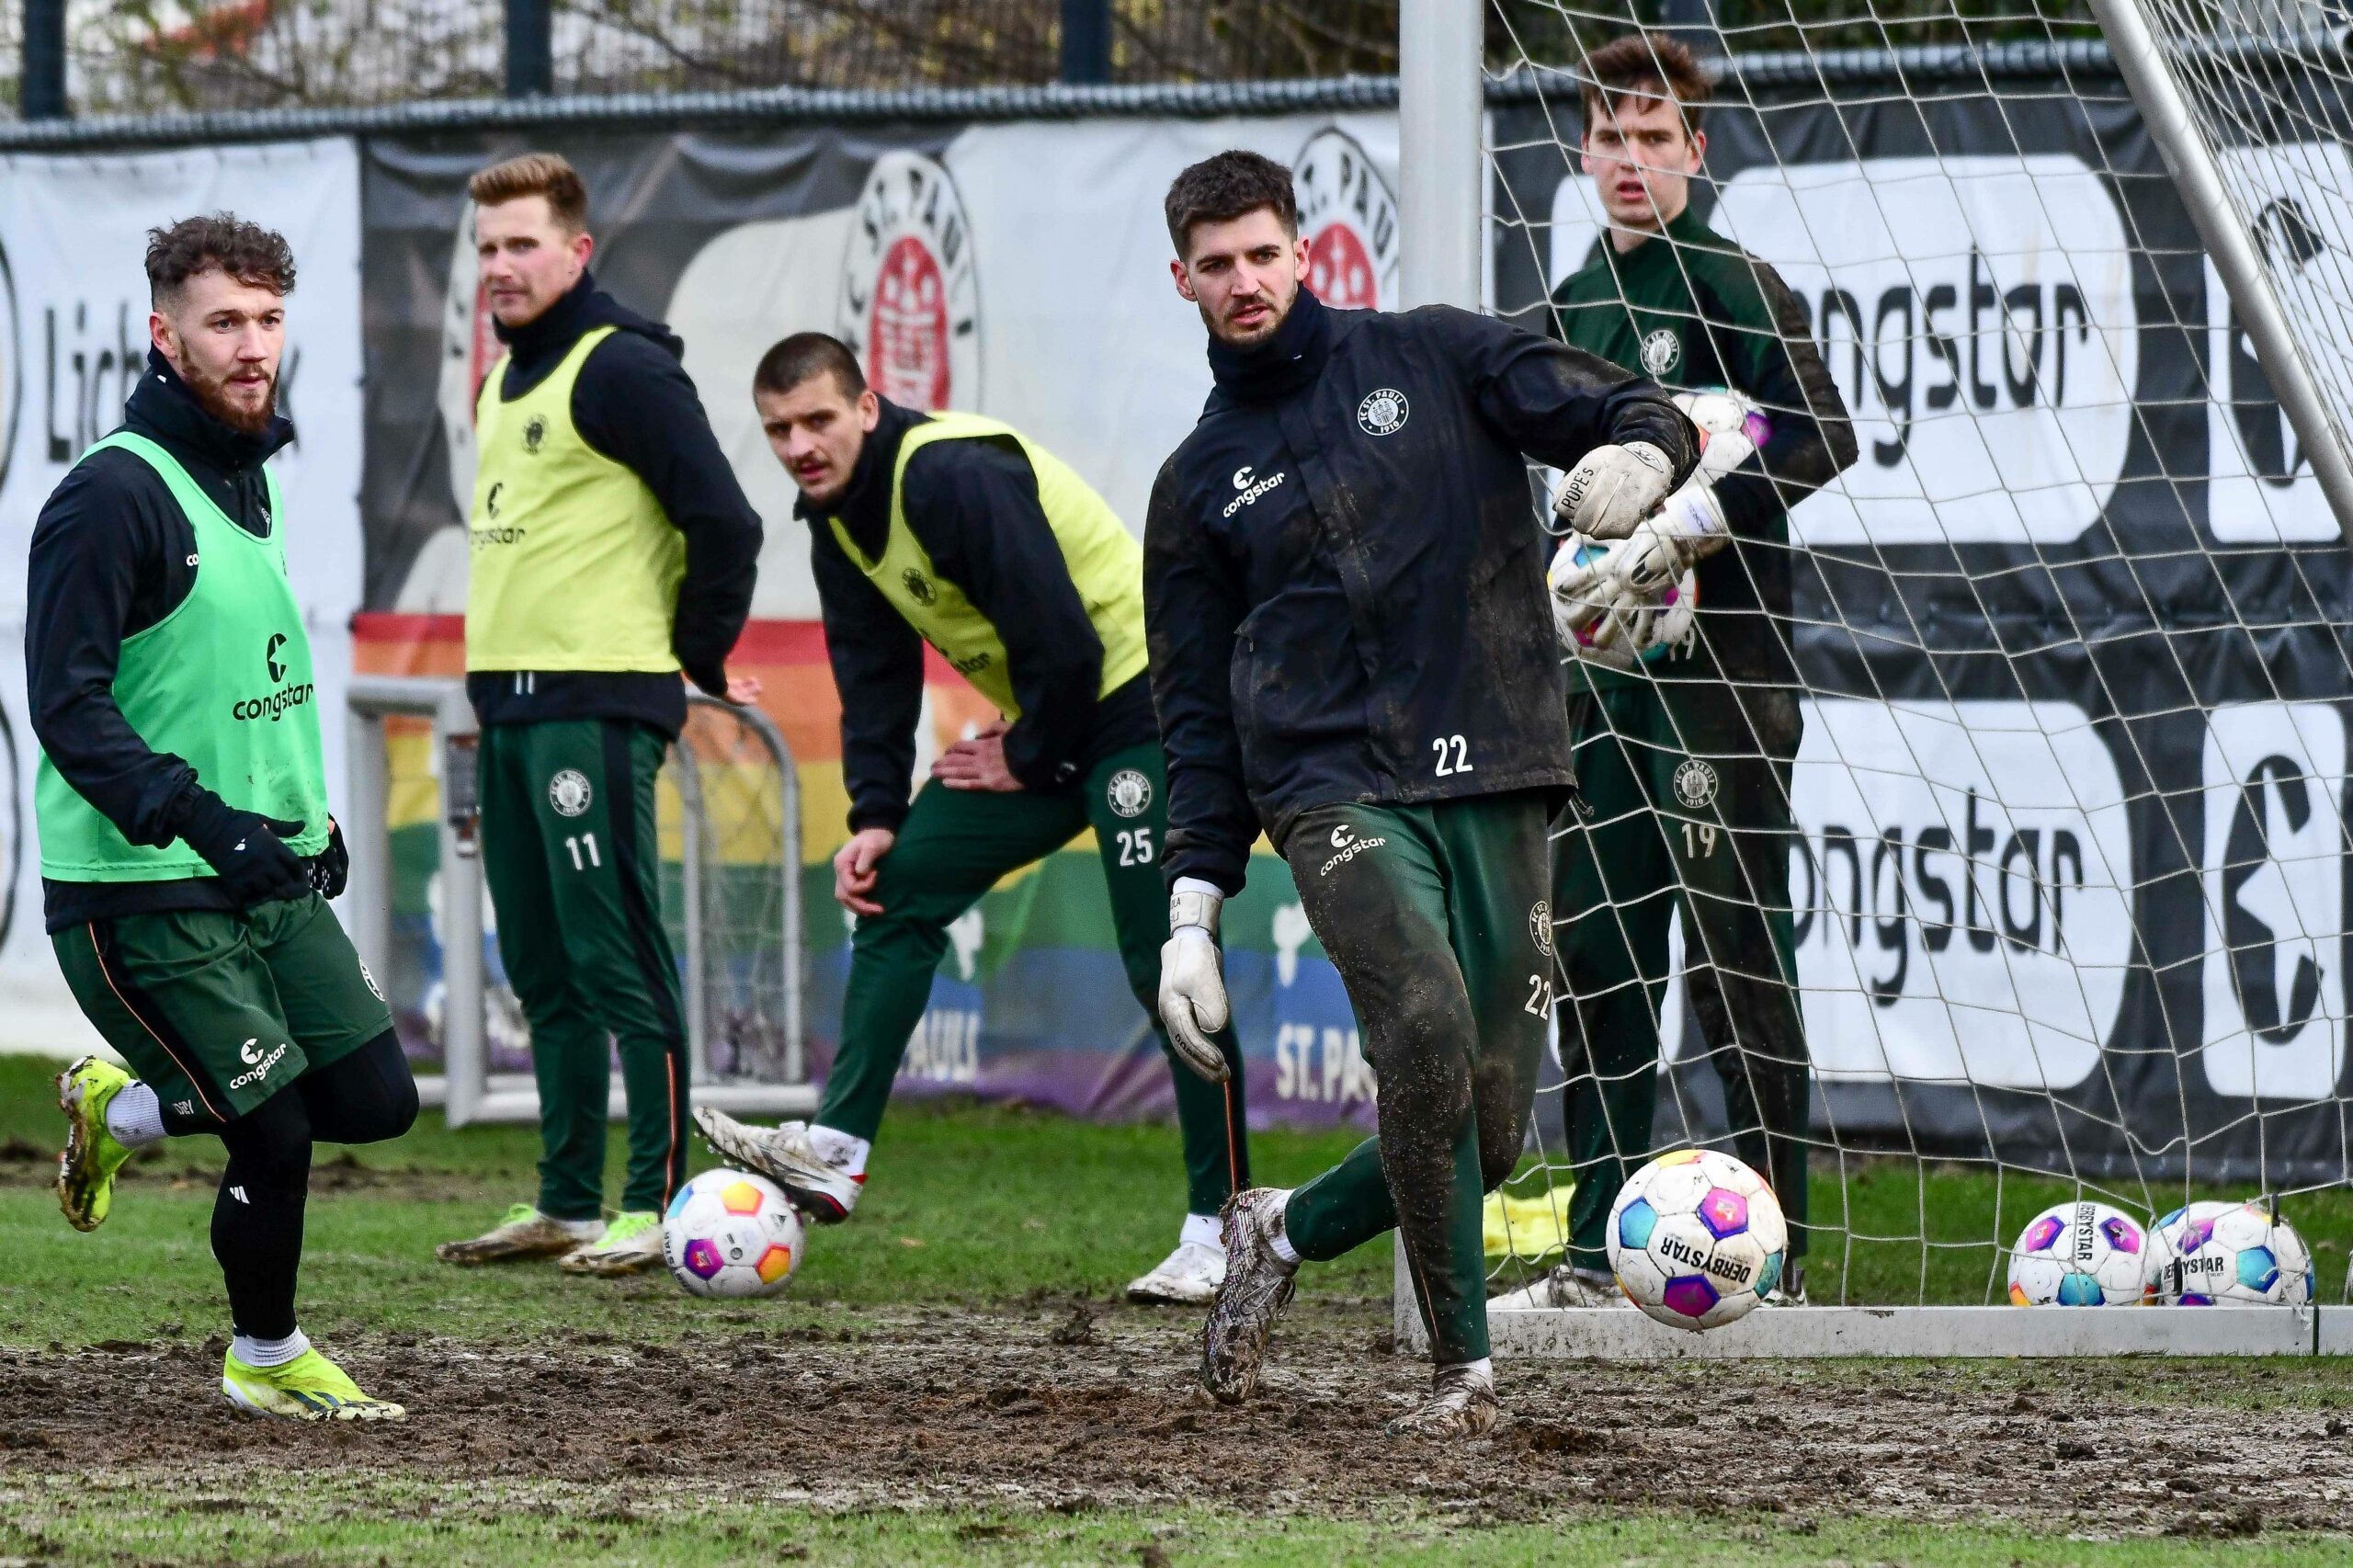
top-left (210, 1085), bottom-right (313, 1342)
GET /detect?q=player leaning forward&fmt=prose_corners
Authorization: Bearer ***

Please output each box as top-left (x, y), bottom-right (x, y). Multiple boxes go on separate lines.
top-left (438, 153), bottom-right (763, 1276)
top-left (1494, 34), bottom-right (1858, 1312)
top-left (40, 217), bottom-right (415, 1419)
top-left (698, 335), bottom-right (1252, 1303)
top-left (1148, 153), bottom-right (1697, 1434)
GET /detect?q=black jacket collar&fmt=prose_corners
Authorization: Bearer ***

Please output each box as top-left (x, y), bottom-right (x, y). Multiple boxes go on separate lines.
top-left (796, 395), bottom-right (926, 559)
top-left (494, 271), bottom-right (685, 398)
top-left (125, 349), bottom-right (294, 474)
top-left (1206, 285), bottom-right (1333, 404)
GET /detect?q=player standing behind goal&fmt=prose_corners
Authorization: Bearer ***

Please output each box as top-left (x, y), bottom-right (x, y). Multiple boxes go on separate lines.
top-left (1146, 151), bottom-right (1697, 1434)
top-left (698, 333), bottom-right (1252, 1306)
top-left (38, 216), bottom-right (415, 1419)
top-left (436, 153), bottom-right (765, 1278)
top-left (1492, 34), bottom-right (1857, 1313)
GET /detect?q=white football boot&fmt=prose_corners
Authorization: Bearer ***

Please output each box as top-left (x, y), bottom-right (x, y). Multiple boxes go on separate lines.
top-left (1487, 1264), bottom-right (1629, 1311)
top-left (1200, 1188), bottom-right (1297, 1404)
top-left (1763, 1261), bottom-right (1809, 1306)
top-left (1387, 1362), bottom-right (1506, 1438)
top-left (693, 1109), bottom-right (861, 1222)
top-left (1126, 1240), bottom-right (1226, 1306)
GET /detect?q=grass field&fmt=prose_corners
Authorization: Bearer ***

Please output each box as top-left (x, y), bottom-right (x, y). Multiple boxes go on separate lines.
top-left (5, 1052), bottom-right (2351, 1565)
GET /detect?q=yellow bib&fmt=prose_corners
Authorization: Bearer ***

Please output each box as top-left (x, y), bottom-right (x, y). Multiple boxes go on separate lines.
top-left (826, 414), bottom-right (1146, 716)
top-left (466, 326), bottom-right (685, 674)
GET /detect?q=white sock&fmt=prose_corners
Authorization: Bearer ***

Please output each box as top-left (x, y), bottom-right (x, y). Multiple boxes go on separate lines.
top-left (807, 1124), bottom-right (870, 1177)
top-left (1179, 1211), bottom-right (1222, 1251)
top-left (1263, 1190), bottom-right (1302, 1267)
top-left (104, 1082), bottom-right (167, 1148)
top-left (1438, 1356), bottom-right (1495, 1390)
top-left (551, 1214), bottom-right (604, 1239)
top-left (231, 1328), bottom-right (311, 1369)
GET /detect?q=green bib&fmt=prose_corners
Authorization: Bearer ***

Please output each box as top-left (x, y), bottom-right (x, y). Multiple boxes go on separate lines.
top-left (36, 432), bottom-right (328, 882)
top-left (466, 325), bottom-right (685, 674)
top-left (826, 413), bottom-right (1147, 716)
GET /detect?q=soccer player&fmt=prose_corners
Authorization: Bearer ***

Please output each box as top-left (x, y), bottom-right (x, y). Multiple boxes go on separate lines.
top-left (36, 216), bottom-right (415, 1419)
top-left (1491, 34), bottom-right (1857, 1312)
top-left (695, 334), bottom-right (1252, 1306)
top-left (436, 153), bottom-right (764, 1278)
top-left (1146, 151), bottom-right (1696, 1432)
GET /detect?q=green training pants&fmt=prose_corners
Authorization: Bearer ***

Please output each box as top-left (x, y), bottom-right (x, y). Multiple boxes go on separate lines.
top-left (1276, 792), bottom-right (1553, 1368)
top-left (819, 741), bottom-right (1248, 1218)
top-left (480, 719), bottom-right (688, 1221)
top-left (1552, 676), bottom-right (1811, 1273)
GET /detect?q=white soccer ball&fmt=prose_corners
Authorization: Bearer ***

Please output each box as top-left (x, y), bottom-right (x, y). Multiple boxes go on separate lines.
top-left (2006, 1199), bottom-right (2145, 1305)
top-left (1674, 388), bottom-right (1771, 480)
top-left (2143, 1199), bottom-right (2315, 1306)
top-left (663, 1168), bottom-right (806, 1300)
top-left (1607, 1148), bottom-right (1788, 1332)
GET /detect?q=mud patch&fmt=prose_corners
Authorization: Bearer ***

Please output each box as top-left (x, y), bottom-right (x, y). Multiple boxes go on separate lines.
top-left (3, 1301), bottom-right (2352, 1535)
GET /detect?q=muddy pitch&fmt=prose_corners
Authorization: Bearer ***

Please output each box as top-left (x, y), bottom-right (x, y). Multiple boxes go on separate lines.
top-left (5, 1299), bottom-right (2352, 1536)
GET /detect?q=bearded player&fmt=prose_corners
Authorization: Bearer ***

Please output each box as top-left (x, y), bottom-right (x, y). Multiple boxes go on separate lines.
top-left (696, 333), bottom-right (1251, 1306)
top-left (1147, 151), bottom-right (1695, 1433)
top-left (1493, 34), bottom-right (1857, 1312)
top-left (37, 217), bottom-right (415, 1419)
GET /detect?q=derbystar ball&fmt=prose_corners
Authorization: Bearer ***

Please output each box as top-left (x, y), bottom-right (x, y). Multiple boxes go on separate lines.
top-left (2006, 1199), bottom-right (2144, 1306)
top-left (1556, 535), bottom-right (1699, 666)
top-left (1608, 1148), bottom-right (1788, 1332)
top-left (2143, 1199), bottom-right (2315, 1306)
top-left (663, 1168), bottom-right (806, 1300)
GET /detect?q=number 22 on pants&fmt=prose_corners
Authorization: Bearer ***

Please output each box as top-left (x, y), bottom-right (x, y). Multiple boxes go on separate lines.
top-left (564, 833), bottom-right (601, 871)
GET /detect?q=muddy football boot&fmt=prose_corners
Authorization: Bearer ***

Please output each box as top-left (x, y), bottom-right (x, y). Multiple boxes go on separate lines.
top-left (1201, 1187), bottom-right (1298, 1404)
top-left (1126, 1239), bottom-right (1226, 1306)
top-left (693, 1110), bottom-right (861, 1222)
top-left (222, 1347), bottom-right (404, 1422)
top-left (1487, 1264), bottom-right (1630, 1311)
top-left (1386, 1364), bottom-right (1506, 1438)
top-left (1763, 1261), bottom-right (1807, 1307)
top-left (436, 1204), bottom-right (603, 1265)
top-left (55, 1056), bottom-right (137, 1233)
top-left (559, 1210), bottom-right (665, 1277)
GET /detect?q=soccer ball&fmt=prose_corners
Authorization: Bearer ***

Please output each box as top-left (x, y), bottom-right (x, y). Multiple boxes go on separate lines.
top-left (1551, 534), bottom-right (1698, 667)
top-left (1675, 388), bottom-right (1772, 480)
top-left (1607, 1148), bottom-right (1788, 1332)
top-left (2006, 1199), bottom-right (2144, 1305)
top-left (2144, 1199), bottom-right (2315, 1306)
top-left (663, 1169), bottom-right (805, 1300)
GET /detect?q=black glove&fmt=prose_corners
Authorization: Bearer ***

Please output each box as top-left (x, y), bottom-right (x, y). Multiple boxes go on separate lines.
top-left (174, 790), bottom-right (313, 908)
top-left (310, 815), bottom-right (349, 900)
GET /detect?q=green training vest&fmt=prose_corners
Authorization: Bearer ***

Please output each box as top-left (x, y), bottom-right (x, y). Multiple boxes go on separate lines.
top-left (466, 325), bottom-right (685, 675)
top-left (825, 413), bottom-right (1148, 716)
top-left (36, 431), bottom-right (329, 882)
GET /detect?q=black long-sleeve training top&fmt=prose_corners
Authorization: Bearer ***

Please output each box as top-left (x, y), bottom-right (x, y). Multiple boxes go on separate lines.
top-left (798, 396), bottom-right (1157, 834)
top-left (27, 353), bottom-right (296, 930)
top-left (463, 272), bottom-right (763, 736)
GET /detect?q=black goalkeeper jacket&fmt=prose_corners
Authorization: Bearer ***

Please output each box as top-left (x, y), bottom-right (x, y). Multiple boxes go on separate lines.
top-left (1143, 288), bottom-right (1698, 894)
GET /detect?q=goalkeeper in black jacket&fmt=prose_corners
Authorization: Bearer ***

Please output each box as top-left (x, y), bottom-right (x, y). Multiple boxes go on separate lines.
top-left (1494, 34), bottom-right (1857, 1312)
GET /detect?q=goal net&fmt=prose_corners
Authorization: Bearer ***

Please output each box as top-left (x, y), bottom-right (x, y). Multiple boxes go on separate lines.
top-left (1475, 0), bottom-right (2353, 1334)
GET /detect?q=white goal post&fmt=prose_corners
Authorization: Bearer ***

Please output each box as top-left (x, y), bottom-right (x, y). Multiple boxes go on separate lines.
top-left (1392, 0), bottom-right (2353, 1357)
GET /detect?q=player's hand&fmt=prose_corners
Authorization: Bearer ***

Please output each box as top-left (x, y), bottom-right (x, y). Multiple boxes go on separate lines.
top-left (932, 722), bottom-right (1022, 792)
top-left (1159, 887), bottom-right (1231, 1082)
top-left (176, 790), bottom-right (314, 908)
top-left (1547, 533), bottom-right (1611, 650)
top-left (1604, 479), bottom-right (1726, 604)
top-left (309, 815), bottom-right (349, 900)
top-left (723, 674), bottom-right (763, 706)
top-left (833, 827), bottom-right (897, 916)
top-left (1552, 441), bottom-right (1673, 540)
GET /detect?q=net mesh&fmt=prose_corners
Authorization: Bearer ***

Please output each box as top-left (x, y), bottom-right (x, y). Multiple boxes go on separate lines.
top-left (1481, 0), bottom-right (2353, 1310)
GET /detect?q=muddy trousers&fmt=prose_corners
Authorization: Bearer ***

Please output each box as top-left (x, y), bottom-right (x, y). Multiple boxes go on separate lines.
top-left (820, 742), bottom-right (1248, 1219)
top-left (480, 720), bottom-right (689, 1221)
top-left (1552, 676), bottom-right (1810, 1275)
top-left (1276, 792), bottom-right (1553, 1367)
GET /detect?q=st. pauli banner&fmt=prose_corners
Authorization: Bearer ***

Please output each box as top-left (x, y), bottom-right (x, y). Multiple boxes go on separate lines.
top-left (1495, 82), bottom-right (2351, 1186)
top-left (0, 138), bottom-right (365, 1053)
top-left (354, 115), bottom-right (1401, 1131)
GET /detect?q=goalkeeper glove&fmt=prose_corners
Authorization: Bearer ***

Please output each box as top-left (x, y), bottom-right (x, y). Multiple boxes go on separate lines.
top-left (1551, 441), bottom-right (1673, 540)
top-left (1159, 884), bottom-right (1232, 1082)
top-left (1602, 476), bottom-right (1728, 606)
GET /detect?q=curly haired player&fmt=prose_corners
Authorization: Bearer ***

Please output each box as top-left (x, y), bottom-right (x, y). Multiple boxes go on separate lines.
top-left (1145, 150), bottom-right (1696, 1435)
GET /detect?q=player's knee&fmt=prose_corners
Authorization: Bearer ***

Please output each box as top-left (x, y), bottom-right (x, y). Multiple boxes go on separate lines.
top-left (222, 1093), bottom-right (314, 1197)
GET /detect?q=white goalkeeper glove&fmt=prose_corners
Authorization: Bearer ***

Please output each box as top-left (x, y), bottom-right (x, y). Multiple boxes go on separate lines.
top-left (1603, 476), bottom-right (1729, 605)
top-left (1547, 533), bottom-right (1613, 651)
top-left (1159, 883), bottom-right (1231, 1082)
top-left (1551, 440), bottom-right (1673, 540)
